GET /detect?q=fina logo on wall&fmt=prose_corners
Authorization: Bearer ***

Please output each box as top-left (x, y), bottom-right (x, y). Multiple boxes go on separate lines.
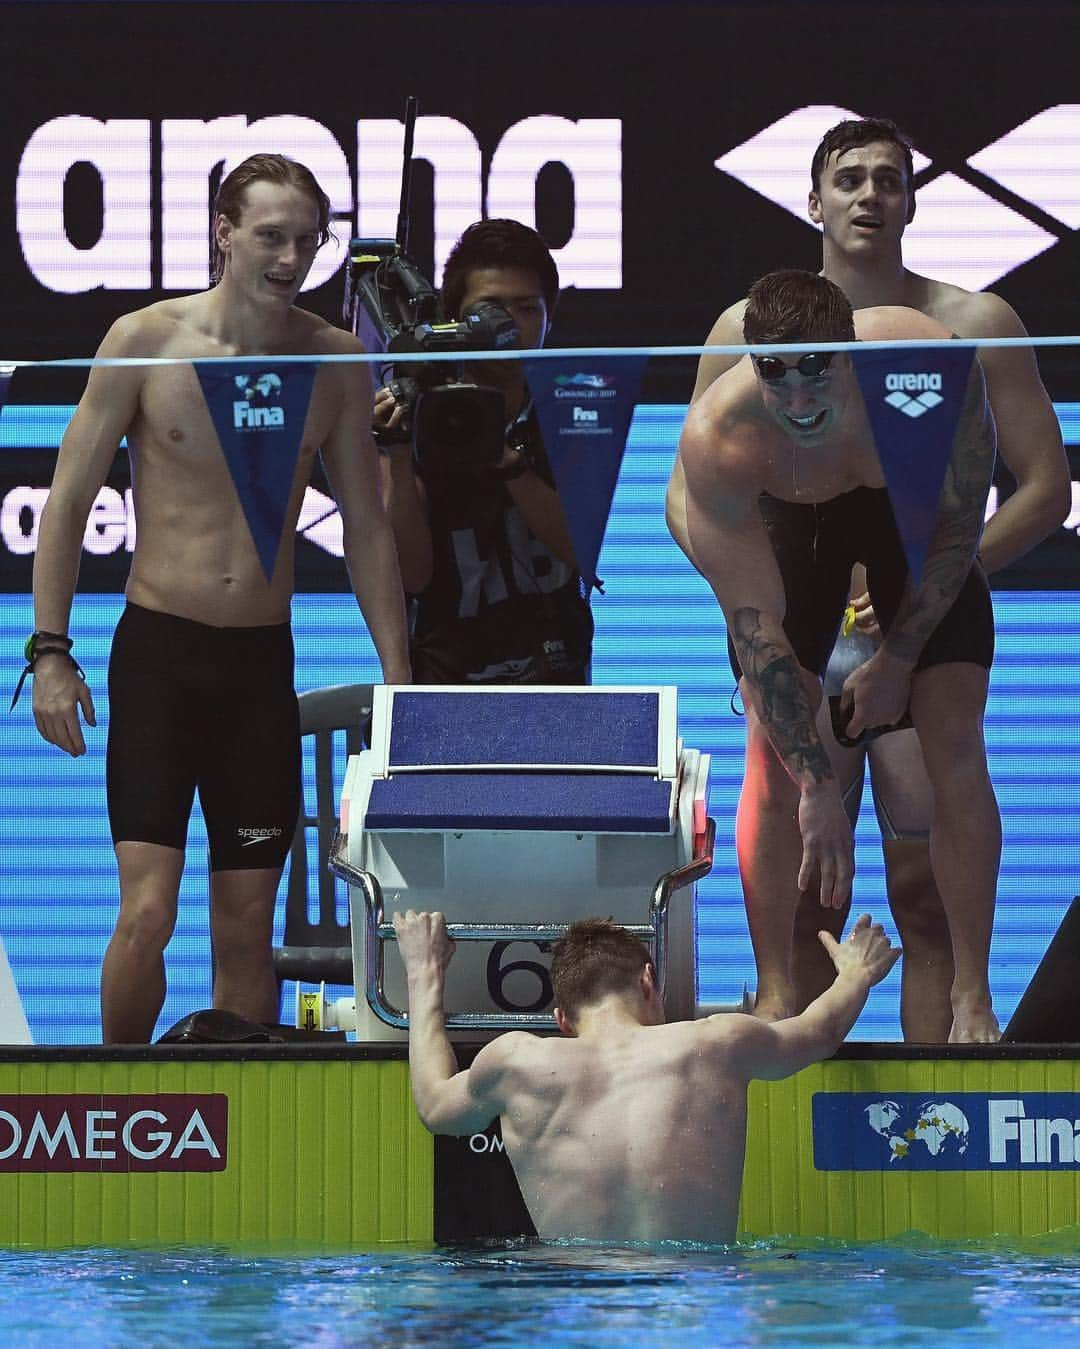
top-left (715, 103), bottom-right (1080, 290)
top-left (813, 1093), bottom-right (1080, 1171)
top-left (14, 113), bottom-right (623, 295)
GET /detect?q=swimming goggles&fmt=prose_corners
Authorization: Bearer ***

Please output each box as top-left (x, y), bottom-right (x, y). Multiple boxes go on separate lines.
top-left (752, 352), bottom-right (835, 381)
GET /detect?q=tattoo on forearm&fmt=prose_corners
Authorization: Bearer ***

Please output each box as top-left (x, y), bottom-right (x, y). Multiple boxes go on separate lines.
top-left (885, 364), bottom-right (996, 661)
top-left (732, 607), bottom-right (833, 785)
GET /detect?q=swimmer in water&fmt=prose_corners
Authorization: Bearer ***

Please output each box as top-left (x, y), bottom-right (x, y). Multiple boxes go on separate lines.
top-left (394, 907), bottom-right (900, 1244)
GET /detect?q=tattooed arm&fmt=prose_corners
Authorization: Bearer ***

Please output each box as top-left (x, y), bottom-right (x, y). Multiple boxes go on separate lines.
top-left (843, 358), bottom-right (996, 738)
top-left (678, 394), bottom-right (854, 906)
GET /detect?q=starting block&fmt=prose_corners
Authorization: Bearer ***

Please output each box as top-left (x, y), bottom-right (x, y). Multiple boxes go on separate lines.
top-left (329, 685), bottom-right (713, 1039)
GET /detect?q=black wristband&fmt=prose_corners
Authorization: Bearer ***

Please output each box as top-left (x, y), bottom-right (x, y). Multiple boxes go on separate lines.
top-left (10, 640), bottom-right (85, 712)
top-left (24, 630), bottom-right (72, 662)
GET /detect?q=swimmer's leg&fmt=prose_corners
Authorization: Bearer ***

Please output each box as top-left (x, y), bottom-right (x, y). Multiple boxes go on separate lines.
top-left (865, 728), bottom-right (953, 1041)
top-left (910, 661), bottom-right (1000, 1043)
top-left (102, 841), bottom-right (184, 1043)
top-left (209, 868), bottom-right (282, 1026)
top-left (738, 668), bottom-right (824, 1022)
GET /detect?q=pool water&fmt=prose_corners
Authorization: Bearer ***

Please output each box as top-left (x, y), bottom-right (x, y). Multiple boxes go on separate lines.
top-left (1, 1238), bottom-right (1079, 1346)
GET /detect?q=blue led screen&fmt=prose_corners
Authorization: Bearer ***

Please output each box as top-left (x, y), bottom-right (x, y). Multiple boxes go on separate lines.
top-left (1, 399), bottom-right (1078, 1043)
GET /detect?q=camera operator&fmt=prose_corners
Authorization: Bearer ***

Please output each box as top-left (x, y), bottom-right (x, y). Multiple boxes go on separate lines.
top-left (376, 219), bottom-right (593, 684)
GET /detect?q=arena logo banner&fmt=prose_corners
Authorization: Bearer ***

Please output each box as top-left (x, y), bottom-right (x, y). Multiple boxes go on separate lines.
top-left (850, 346), bottom-right (976, 589)
top-left (523, 357), bottom-right (647, 591)
top-left (194, 362), bottom-right (318, 581)
top-left (813, 1093), bottom-right (1080, 1171)
top-left (0, 1093), bottom-right (227, 1172)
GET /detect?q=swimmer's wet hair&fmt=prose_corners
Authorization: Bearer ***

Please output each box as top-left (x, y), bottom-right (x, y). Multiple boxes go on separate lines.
top-left (810, 116), bottom-right (915, 193)
top-left (210, 153), bottom-right (333, 284)
top-left (441, 219), bottom-right (560, 320)
top-left (550, 918), bottom-right (653, 1023)
top-left (743, 269), bottom-right (855, 347)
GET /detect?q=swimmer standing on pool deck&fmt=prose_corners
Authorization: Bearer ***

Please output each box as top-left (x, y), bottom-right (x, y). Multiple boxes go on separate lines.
top-left (395, 909), bottom-right (899, 1244)
top-left (678, 269), bottom-right (1000, 1043)
top-left (27, 153), bottom-right (410, 1043)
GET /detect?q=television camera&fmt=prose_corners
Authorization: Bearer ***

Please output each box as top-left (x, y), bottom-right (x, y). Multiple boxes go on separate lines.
top-left (342, 97), bottom-right (519, 472)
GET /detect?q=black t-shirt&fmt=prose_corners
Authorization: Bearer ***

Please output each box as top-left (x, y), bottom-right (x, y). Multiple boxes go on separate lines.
top-left (410, 407), bottom-right (594, 684)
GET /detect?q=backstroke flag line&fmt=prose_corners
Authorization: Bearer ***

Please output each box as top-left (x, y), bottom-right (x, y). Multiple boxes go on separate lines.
top-left (195, 362), bottom-right (319, 581)
top-left (850, 344), bottom-right (977, 590)
top-left (524, 355), bottom-right (648, 592)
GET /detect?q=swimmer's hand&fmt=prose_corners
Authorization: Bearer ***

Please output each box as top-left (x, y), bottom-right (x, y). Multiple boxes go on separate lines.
top-left (393, 908), bottom-right (457, 983)
top-left (31, 652), bottom-right (96, 757)
top-left (797, 785), bottom-right (855, 910)
top-left (818, 913), bottom-right (902, 989)
top-left (848, 590), bottom-right (881, 640)
top-left (840, 646), bottom-right (912, 742)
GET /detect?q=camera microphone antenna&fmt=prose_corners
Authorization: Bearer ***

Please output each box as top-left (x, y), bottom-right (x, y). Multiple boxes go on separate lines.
top-left (395, 95), bottom-right (419, 257)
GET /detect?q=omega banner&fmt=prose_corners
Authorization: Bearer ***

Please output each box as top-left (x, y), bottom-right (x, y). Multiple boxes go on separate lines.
top-left (0, 1094), bottom-right (228, 1172)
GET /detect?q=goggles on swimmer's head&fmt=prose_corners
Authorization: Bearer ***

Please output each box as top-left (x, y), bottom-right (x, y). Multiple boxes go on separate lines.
top-left (752, 352), bottom-right (835, 382)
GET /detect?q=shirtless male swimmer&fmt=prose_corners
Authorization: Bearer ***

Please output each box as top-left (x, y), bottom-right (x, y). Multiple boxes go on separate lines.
top-left (678, 268), bottom-right (1000, 1043)
top-left (395, 908), bottom-right (900, 1244)
top-left (668, 117), bottom-right (1067, 1042)
top-left (28, 154), bottom-right (411, 1042)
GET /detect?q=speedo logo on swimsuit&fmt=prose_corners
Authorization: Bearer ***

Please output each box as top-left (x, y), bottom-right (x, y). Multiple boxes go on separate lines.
top-left (232, 373), bottom-right (284, 431)
top-left (238, 827), bottom-right (283, 846)
top-left (883, 371), bottom-right (944, 418)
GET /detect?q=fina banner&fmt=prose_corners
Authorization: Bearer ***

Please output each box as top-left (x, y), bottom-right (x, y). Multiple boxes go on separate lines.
top-left (194, 362), bottom-right (318, 581)
top-left (813, 1092), bottom-right (1080, 1171)
top-left (523, 356), bottom-right (648, 590)
top-left (850, 346), bottom-right (976, 589)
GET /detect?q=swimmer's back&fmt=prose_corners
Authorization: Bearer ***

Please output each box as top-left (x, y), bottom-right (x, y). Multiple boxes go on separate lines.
top-left (478, 1020), bottom-right (754, 1243)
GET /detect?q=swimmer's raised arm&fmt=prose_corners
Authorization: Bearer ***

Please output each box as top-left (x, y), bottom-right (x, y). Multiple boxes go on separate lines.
top-left (722, 915), bottom-right (901, 1080)
top-left (394, 909), bottom-right (511, 1135)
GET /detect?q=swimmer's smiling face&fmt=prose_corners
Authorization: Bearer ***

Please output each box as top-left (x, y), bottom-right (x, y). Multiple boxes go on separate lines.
top-left (215, 180), bottom-right (323, 304)
top-left (753, 352), bottom-right (853, 442)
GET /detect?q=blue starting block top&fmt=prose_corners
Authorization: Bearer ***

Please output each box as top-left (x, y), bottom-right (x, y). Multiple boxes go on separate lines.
top-left (387, 690), bottom-right (661, 770)
top-left (365, 772), bottom-right (675, 833)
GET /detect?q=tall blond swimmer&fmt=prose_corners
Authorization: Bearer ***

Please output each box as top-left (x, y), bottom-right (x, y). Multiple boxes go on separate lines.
top-left (26, 152), bottom-right (410, 1043)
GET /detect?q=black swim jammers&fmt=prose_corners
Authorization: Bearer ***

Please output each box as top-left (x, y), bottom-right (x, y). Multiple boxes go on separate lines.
top-left (726, 486), bottom-right (994, 682)
top-left (106, 603), bottom-right (300, 871)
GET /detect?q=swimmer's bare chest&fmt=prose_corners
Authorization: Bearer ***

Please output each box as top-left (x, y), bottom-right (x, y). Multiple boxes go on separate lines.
top-left (755, 419), bottom-right (886, 503)
top-left (124, 361), bottom-right (338, 624)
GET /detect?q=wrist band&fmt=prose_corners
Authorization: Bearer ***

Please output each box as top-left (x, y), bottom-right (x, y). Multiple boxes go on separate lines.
top-left (24, 630), bottom-right (72, 662)
top-left (10, 635), bottom-right (85, 712)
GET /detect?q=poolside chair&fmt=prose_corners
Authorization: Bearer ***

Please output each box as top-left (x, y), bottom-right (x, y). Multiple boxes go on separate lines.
top-left (271, 683), bottom-right (374, 1009)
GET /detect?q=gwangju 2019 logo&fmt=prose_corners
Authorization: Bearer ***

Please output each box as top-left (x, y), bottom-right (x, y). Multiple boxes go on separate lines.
top-left (813, 1093), bottom-right (1080, 1171)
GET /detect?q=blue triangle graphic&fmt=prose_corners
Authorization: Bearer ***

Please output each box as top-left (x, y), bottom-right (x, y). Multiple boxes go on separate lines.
top-left (523, 356), bottom-right (647, 590)
top-left (194, 362), bottom-right (318, 581)
top-left (851, 345), bottom-right (976, 589)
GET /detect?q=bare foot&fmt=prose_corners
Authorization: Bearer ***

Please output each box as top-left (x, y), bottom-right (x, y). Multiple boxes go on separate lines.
top-left (948, 1005), bottom-right (1001, 1043)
